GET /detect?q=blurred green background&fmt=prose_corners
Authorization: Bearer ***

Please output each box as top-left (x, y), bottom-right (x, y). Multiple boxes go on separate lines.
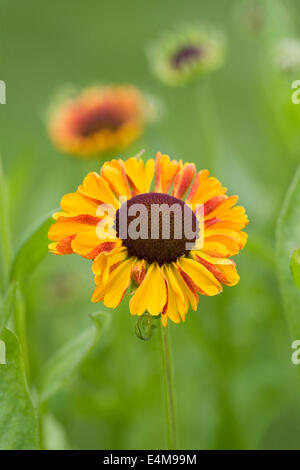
top-left (1, 0), bottom-right (300, 450)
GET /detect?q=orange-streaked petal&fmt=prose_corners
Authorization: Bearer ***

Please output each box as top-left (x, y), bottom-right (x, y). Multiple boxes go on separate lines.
top-left (131, 259), bottom-right (147, 285)
top-left (101, 159), bottom-right (131, 198)
top-left (204, 195), bottom-right (239, 220)
top-left (192, 252), bottom-right (240, 286)
top-left (171, 265), bottom-right (198, 313)
top-left (49, 235), bottom-right (76, 255)
top-left (187, 170), bottom-right (227, 205)
top-left (177, 257), bottom-right (222, 296)
top-left (172, 163), bottom-right (196, 199)
top-left (71, 229), bottom-right (117, 258)
top-left (205, 230), bottom-right (248, 255)
top-left (155, 152), bottom-right (181, 193)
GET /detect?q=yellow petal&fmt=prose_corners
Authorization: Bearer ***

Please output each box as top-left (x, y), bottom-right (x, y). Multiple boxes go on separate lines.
top-left (78, 172), bottom-right (119, 208)
top-left (60, 191), bottom-right (99, 216)
top-left (217, 263), bottom-right (240, 286)
top-left (48, 220), bottom-right (96, 241)
top-left (71, 229), bottom-right (103, 255)
top-left (92, 258), bottom-right (136, 308)
top-left (130, 262), bottom-right (167, 316)
top-left (125, 157), bottom-right (154, 194)
top-left (92, 246), bottom-right (127, 283)
top-left (162, 265), bottom-right (182, 324)
top-left (201, 241), bottom-right (231, 258)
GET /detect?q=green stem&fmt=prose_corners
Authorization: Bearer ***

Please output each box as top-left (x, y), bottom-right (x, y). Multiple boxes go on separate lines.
top-left (0, 158), bottom-right (12, 291)
top-left (158, 320), bottom-right (177, 450)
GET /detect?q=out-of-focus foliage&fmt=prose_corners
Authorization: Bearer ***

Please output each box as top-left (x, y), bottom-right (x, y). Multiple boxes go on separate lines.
top-left (291, 248), bottom-right (300, 290)
top-left (0, 0), bottom-right (300, 450)
top-left (0, 329), bottom-right (39, 449)
top-left (10, 214), bottom-right (54, 287)
top-left (0, 283), bottom-right (16, 336)
top-left (277, 167), bottom-right (300, 338)
top-left (38, 311), bottom-right (111, 403)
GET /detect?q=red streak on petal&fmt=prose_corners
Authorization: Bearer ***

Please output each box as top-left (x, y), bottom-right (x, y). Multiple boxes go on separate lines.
top-left (56, 214), bottom-right (100, 225)
top-left (204, 196), bottom-right (227, 216)
top-left (204, 217), bottom-right (221, 229)
top-left (194, 255), bottom-right (228, 284)
top-left (173, 163), bottom-right (196, 199)
top-left (155, 152), bottom-right (163, 192)
top-left (83, 241), bottom-right (117, 260)
top-left (177, 266), bottom-right (206, 296)
top-left (132, 262), bottom-right (146, 285)
top-left (161, 275), bottom-right (169, 316)
top-left (55, 234), bottom-right (76, 255)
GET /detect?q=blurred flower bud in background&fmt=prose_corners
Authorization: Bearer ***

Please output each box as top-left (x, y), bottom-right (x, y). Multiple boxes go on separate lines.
top-left (148, 23), bottom-right (226, 87)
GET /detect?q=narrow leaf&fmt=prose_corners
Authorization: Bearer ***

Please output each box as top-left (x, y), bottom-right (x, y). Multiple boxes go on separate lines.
top-left (0, 283), bottom-right (17, 337)
top-left (276, 166), bottom-right (300, 337)
top-left (0, 328), bottom-right (39, 450)
top-left (291, 247), bottom-right (300, 291)
top-left (37, 311), bottom-right (110, 403)
top-left (10, 212), bottom-right (54, 285)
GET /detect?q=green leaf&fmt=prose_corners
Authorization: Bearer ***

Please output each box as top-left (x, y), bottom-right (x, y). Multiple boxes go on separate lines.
top-left (10, 212), bottom-right (54, 286)
top-left (37, 311), bottom-right (111, 404)
top-left (0, 328), bottom-right (39, 449)
top-left (0, 283), bottom-right (17, 337)
top-left (291, 248), bottom-right (300, 291)
top-left (276, 166), bottom-right (300, 337)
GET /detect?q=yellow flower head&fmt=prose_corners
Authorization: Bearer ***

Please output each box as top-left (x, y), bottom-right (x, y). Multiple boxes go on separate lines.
top-left (49, 153), bottom-right (248, 326)
top-left (48, 85), bottom-right (146, 158)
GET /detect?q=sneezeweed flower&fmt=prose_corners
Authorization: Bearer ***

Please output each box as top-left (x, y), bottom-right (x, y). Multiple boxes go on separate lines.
top-left (48, 152), bottom-right (248, 326)
top-left (273, 38), bottom-right (300, 73)
top-left (148, 24), bottom-right (225, 87)
top-left (48, 85), bottom-right (147, 158)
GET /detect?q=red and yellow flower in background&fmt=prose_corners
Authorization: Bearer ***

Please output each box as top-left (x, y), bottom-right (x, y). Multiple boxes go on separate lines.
top-left (48, 85), bottom-right (146, 158)
top-left (48, 152), bottom-right (248, 326)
